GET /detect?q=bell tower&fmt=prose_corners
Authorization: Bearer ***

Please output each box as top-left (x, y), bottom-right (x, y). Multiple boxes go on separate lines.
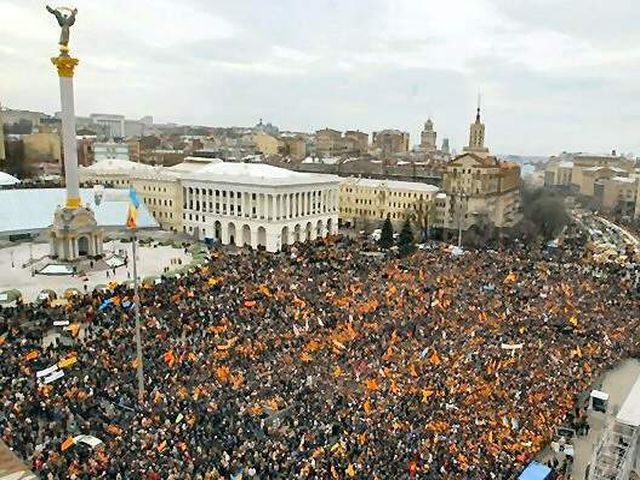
top-left (463, 95), bottom-right (489, 156)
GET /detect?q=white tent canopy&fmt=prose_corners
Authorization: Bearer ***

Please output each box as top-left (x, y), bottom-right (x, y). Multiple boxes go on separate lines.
top-left (0, 171), bottom-right (20, 186)
top-left (617, 374), bottom-right (640, 427)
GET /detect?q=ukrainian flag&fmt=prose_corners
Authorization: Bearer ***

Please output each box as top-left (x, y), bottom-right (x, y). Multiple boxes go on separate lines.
top-left (126, 187), bottom-right (141, 229)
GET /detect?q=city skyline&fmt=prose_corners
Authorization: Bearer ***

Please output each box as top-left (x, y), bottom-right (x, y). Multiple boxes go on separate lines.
top-left (2, 0), bottom-right (640, 156)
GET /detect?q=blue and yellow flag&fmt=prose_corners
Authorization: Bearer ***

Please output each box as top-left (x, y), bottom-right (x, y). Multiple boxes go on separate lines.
top-left (126, 188), bottom-right (141, 229)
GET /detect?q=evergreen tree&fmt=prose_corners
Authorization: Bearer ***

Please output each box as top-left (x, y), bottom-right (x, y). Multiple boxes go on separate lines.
top-left (379, 217), bottom-right (394, 249)
top-left (398, 218), bottom-right (415, 255)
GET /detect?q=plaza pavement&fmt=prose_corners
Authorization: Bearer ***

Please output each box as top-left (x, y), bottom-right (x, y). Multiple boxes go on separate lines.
top-left (0, 241), bottom-right (191, 303)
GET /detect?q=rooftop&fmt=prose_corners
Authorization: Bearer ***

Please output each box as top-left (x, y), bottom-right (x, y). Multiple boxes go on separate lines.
top-left (0, 188), bottom-right (157, 236)
top-left (182, 161), bottom-right (340, 187)
top-left (80, 159), bottom-right (157, 175)
top-left (342, 177), bottom-right (440, 193)
top-left (610, 176), bottom-right (637, 184)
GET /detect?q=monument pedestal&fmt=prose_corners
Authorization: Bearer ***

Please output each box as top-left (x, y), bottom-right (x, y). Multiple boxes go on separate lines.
top-left (50, 205), bottom-right (103, 261)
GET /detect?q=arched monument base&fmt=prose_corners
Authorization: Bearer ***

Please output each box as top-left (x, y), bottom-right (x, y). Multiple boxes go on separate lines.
top-left (49, 205), bottom-right (103, 262)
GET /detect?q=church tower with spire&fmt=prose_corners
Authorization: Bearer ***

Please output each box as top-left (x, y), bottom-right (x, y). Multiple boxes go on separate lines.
top-left (420, 118), bottom-right (437, 152)
top-left (463, 97), bottom-right (489, 156)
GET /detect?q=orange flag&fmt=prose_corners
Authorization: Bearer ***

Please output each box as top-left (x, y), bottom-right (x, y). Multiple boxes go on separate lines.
top-left (61, 436), bottom-right (75, 451)
top-left (106, 424), bottom-right (123, 436)
top-left (421, 389), bottom-right (435, 402)
top-left (503, 272), bottom-right (517, 284)
top-left (24, 350), bottom-right (39, 361)
top-left (163, 350), bottom-right (176, 367)
top-left (58, 356), bottom-right (77, 369)
top-left (215, 365), bottom-right (231, 382)
top-left (429, 351), bottom-right (441, 365)
top-left (364, 378), bottom-right (379, 391)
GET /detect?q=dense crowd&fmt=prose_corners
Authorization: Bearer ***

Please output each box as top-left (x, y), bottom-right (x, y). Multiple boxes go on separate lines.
top-left (0, 231), bottom-right (639, 479)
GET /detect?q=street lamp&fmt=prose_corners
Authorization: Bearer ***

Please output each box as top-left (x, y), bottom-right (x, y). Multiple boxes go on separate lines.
top-left (456, 190), bottom-right (470, 248)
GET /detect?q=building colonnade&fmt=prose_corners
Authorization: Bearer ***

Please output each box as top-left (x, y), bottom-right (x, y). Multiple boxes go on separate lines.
top-left (181, 184), bottom-right (340, 252)
top-left (182, 187), bottom-right (340, 220)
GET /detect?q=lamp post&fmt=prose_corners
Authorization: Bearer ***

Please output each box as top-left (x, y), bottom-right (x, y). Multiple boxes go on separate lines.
top-left (131, 231), bottom-right (145, 404)
top-left (456, 191), bottom-right (469, 248)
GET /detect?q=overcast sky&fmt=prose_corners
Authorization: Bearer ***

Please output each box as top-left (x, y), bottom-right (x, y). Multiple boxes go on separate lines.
top-left (2, 0), bottom-right (640, 156)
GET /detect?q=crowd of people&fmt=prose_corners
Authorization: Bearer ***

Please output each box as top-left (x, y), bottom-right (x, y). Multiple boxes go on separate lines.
top-left (0, 228), bottom-right (639, 479)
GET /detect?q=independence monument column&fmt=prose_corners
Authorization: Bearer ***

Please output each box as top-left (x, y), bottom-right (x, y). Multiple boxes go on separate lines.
top-left (47, 6), bottom-right (103, 262)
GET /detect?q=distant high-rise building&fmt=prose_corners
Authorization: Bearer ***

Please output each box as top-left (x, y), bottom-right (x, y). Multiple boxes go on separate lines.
top-left (90, 113), bottom-right (125, 139)
top-left (420, 118), bottom-right (437, 152)
top-left (441, 138), bottom-right (450, 155)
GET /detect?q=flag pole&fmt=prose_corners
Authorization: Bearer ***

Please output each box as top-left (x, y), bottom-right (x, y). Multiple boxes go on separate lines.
top-left (131, 230), bottom-right (145, 403)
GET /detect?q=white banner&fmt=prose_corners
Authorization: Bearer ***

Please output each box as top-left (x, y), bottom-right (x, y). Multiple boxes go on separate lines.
top-left (53, 320), bottom-right (70, 327)
top-left (43, 370), bottom-right (65, 384)
top-left (501, 343), bottom-right (524, 350)
top-left (36, 364), bottom-right (60, 378)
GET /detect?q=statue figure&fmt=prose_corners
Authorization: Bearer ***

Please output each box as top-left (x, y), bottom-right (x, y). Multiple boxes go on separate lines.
top-left (46, 5), bottom-right (78, 48)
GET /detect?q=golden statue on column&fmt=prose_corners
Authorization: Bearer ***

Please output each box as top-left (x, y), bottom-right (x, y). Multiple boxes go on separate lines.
top-left (46, 6), bottom-right (104, 264)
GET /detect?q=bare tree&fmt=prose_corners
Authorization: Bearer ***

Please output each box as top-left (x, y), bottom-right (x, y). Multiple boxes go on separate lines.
top-left (410, 197), bottom-right (437, 242)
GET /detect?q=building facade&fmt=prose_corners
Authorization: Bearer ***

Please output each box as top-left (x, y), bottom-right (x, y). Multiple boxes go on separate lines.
top-left (254, 132), bottom-right (284, 156)
top-left (0, 104), bottom-right (5, 162)
top-left (94, 142), bottom-right (130, 162)
top-left (372, 129), bottom-right (410, 158)
top-left (181, 162), bottom-right (340, 251)
top-left (80, 157), bottom-right (340, 251)
top-left (544, 160), bottom-right (574, 189)
top-left (315, 128), bottom-right (344, 157)
top-left (89, 113), bottom-right (125, 138)
top-left (339, 177), bottom-right (439, 229)
top-left (442, 153), bottom-right (521, 230)
top-left (579, 166), bottom-right (629, 197)
top-left (595, 176), bottom-right (637, 214)
top-left (344, 131), bottom-right (369, 154)
top-left (131, 172), bottom-right (182, 232)
top-left (281, 136), bottom-right (307, 160)
top-left (23, 132), bottom-right (62, 164)
top-left (79, 158), bottom-right (158, 188)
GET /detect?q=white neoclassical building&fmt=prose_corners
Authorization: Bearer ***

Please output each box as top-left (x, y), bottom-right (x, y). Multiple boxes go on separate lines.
top-left (181, 161), bottom-right (340, 251)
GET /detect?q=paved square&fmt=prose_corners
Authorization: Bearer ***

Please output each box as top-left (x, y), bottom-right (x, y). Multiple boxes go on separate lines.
top-left (0, 240), bottom-right (192, 303)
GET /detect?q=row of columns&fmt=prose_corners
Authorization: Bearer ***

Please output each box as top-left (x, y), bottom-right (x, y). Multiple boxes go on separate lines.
top-left (183, 187), bottom-right (339, 220)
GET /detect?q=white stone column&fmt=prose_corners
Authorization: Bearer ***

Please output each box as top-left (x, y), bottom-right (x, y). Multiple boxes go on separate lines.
top-left (269, 194), bottom-right (274, 220)
top-left (54, 60), bottom-right (81, 208)
top-left (301, 192), bottom-right (306, 217)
